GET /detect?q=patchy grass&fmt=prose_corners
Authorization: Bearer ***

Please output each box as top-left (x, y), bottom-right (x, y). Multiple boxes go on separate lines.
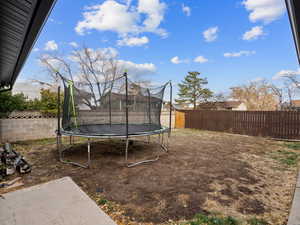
top-left (185, 214), bottom-right (269, 225)
top-left (186, 213), bottom-right (239, 225)
top-left (11, 136), bottom-right (88, 146)
top-left (12, 137), bottom-right (57, 146)
top-left (285, 142), bottom-right (300, 151)
top-left (247, 217), bottom-right (268, 225)
top-left (271, 150), bottom-right (300, 167)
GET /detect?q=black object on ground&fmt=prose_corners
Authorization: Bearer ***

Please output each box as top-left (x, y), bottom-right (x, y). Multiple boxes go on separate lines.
top-left (0, 143), bottom-right (31, 182)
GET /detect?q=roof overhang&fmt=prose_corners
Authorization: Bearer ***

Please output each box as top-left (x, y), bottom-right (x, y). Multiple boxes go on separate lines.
top-left (0, 0), bottom-right (56, 92)
top-left (286, 0), bottom-right (300, 64)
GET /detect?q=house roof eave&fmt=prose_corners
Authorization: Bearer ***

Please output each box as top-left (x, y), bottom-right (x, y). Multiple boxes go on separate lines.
top-left (286, 0), bottom-right (300, 64)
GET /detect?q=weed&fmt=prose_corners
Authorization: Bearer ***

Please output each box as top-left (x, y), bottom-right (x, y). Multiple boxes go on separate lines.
top-left (247, 217), bottom-right (268, 225)
top-left (95, 195), bottom-right (108, 205)
top-left (98, 198), bottom-right (108, 205)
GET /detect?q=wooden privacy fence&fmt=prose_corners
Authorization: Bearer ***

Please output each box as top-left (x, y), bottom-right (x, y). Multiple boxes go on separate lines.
top-left (175, 110), bottom-right (300, 140)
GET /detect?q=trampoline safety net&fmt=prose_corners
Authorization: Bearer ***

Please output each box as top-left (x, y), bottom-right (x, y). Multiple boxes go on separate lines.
top-left (60, 73), bottom-right (170, 137)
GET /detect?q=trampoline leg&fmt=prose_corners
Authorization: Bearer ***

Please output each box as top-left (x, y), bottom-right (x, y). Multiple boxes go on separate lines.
top-left (147, 136), bottom-right (150, 144)
top-left (125, 138), bottom-right (129, 162)
top-left (125, 136), bottom-right (160, 168)
top-left (160, 132), bottom-right (169, 152)
top-left (58, 136), bottom-right (91, 169)
top-left (57, 134), bottom-right (62, 158)
top-left (87, 138), bottom-right (91, 168)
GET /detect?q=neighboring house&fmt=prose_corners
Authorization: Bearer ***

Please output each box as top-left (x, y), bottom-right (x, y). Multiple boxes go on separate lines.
top-left (291, 100), bottom-right (300, 109)
top-left (162, 101), bottom-right (175, 111)
top-left (12, 82), bottom-right (43, 100)
top-left (173, 103), bottom-right (194, 110)
top-left (281, 100), bottom-right (300, 111)
top-left (12, 81), bottom-right (57, 100)
top-left (197, 101), bottom-right (247, 111)
top-left (100, 92), bottom-right (162, 111)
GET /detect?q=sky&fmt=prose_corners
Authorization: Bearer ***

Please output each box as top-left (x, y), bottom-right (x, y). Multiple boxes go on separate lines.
top-left (17, 0), bottom-right (300, 98)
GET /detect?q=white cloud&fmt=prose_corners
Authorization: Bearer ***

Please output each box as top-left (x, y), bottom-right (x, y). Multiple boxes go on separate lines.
top-left (242, 26), bottom-right (264, 40)
top-left (170, 56), bottom-right (180, 64)
top-left (76, 1), bottom-right (138, 35)
top-left (242, 0), bottom-right (285, 24)
top-left (182, 4), bottom-right (191, 16)
top-left (194, 56), bottom-right (208, 63)
top-left (224, 50), bottom-right (256, 58)
top-left (170, 56), bottom-right (188, 64)
top-left (69, 42), bottom-right (79, 48)
top-left (44, 40), bottom-right (58, 51)
top-left (69, 47), bottom-right (155, 79)
top-left (203, 26), bottom-right (218, 42)
top-left (117, 36), bottom-right (149, 46)
top-left (49, 18), bottom-right (62, 24)
top-left (75, 0), bottom-right (167, 37)
top-left (251, 77), bottom-right (264, 82)
top-left (137, 0), bottom-right (167, 36)
top-left (32, 48), bottom-right (39, 52)
top-left (273, 69), bottom-right (300, 80)
top-left (118, 60), bottom-right (156, 77)
top-left (39, 54), bottom-right (64, 69)
top-left (69, 47), bottom-right (119, 63)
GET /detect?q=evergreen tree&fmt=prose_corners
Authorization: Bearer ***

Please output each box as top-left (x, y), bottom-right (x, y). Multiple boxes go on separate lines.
top-left (176, 71), bottom-right (213, 109)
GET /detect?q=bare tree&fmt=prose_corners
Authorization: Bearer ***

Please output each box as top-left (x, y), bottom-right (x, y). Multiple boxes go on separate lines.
top-left (32, 54), bottom-right (69, 90)
top-left (230, 80), bottom-right (278, 111)
top-left (211, 92), bottom-right (227, 102)
top-left (270, 84), bottom-right (283, 110)
top-left (282, 80), bottom-right (298, 109)
top-left (281, 73), bottom-right (300, 89)
top-left (36, 47), bottom-right (124, 109)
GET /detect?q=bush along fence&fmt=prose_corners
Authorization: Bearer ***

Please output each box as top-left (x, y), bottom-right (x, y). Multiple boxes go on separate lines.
top-left (175, 110), bottom-right (300, 140)
top-left (0, 110), bottom-right (175, 142)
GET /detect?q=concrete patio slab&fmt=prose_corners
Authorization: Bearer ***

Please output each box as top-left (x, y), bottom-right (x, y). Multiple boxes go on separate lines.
top-left (288, 172), bottom-right (300, 225)
top-left (0, 177), bottom-right (117, 225)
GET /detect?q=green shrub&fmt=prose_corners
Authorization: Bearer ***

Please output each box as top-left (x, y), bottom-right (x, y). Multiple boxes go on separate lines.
top-left (0, 91), bottom-right (28, 114)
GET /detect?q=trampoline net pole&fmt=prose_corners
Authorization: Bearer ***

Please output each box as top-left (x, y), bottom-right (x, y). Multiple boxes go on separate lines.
top-left (147, 89), bottom-right (151, 125)
top-left (125, 72), bottom-right (129, 138)
top-left (169, 82), bottom-right (172, 137)
top-left (109, 89), bottom-right (112, 127)
top-left (57, 86), bottom-right (61, 153)
top-left (57, 86), bottom-right (61, 136)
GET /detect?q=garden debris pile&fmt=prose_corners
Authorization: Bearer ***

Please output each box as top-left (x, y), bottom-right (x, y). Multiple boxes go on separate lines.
top-left (0, 143), bottom-right (31, 181)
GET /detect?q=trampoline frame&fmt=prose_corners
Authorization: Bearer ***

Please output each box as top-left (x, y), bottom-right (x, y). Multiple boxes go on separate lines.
top-left (56, 72), bottom-right (172, 168)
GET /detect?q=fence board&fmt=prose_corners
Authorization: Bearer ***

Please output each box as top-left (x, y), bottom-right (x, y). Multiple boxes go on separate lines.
top-left (179, 110), bottom-right (300, 140)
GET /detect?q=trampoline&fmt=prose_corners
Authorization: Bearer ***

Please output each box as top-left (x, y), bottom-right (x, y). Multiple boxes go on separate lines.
top-left (56, 72), bottom-right (172, 168)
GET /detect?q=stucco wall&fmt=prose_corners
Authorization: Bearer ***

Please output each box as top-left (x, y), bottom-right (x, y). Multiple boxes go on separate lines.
top-left (0, 118), bottom-right (57, 142)
top-left (0, 112), bottom-right (175, 142)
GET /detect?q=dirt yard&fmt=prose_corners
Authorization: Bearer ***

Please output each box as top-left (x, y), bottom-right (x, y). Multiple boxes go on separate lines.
top-left (2, 129), bottom-right (299, 225)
